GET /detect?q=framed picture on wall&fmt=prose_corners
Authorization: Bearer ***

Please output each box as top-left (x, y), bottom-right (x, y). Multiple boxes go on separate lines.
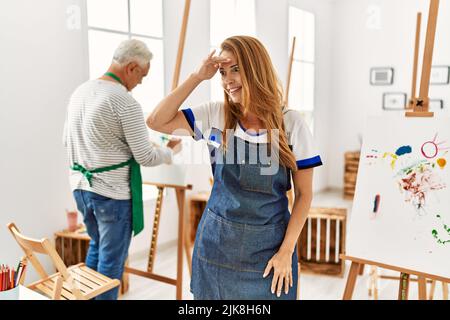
top-left (429, 99), bottom-right (444, 110)
top-left (430, 66), bottom-right (450, 85)
top-left (382, 92), bottom-right (407, 110)
top-left (370, 67), bottom-right (394, 85)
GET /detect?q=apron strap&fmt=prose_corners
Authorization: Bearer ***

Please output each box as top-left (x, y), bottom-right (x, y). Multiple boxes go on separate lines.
top-left (71, 159), bottom-right (133, 186)
top-left (71, 158), bottom-right (144, 236)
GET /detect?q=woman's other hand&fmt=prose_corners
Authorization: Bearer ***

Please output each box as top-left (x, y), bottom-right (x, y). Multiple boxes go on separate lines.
top-left (263, 249), bottom-right (294, 297)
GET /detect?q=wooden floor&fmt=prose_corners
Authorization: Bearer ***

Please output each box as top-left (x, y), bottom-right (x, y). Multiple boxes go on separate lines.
top-left (120, 189), bottom-right (448, 300)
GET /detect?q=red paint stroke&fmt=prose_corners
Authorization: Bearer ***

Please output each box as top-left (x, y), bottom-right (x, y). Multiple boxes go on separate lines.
top-left (398, 166), bottom-right (446, 211)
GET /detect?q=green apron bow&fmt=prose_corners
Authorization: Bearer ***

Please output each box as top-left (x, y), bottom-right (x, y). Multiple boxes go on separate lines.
top-left (71, 158), bottom-right (144, 236)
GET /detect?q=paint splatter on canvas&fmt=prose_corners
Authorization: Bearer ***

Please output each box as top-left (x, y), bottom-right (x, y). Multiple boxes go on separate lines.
top-left (366, 134), bottom-right (447, 216)
top-left (432, 214), bottom-right (450, 245)
top-left (347, 116), bottom-right (450, 279)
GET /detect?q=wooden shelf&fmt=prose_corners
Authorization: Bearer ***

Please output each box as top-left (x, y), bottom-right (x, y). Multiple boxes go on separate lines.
top-left (343, 151), bottom-right (360, 200)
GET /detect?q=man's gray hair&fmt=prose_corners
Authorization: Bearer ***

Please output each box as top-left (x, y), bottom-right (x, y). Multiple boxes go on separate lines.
top-left (113, 39), bottom-right (153, 67)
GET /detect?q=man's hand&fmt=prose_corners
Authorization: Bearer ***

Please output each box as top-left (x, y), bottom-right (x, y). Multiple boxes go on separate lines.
top-left (167, 138), bottom-right (182, 155)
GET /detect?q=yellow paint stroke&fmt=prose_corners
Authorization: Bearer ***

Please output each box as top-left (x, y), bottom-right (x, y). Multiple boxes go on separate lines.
top-left (437, 158), bottom-right (447, 169)
top-left (383, 152), bottom-right (398, 170)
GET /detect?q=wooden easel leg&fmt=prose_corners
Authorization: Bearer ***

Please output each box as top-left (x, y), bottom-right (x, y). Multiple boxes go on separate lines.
top-left (175, 189), bottom-right (186, 300)
top-left (398, 273), bottom-right (410, 300)
top-left (147, 187), bottom-right (164, 273)
top-left (368, 266), bottom-right (379, 300)
top-left (358, 264), bottom-right (365, 275)
top-left (429, 280), bottom-right (436, 300)
top-left (183, 195), bottom-right (192, 277)
top-left (418, 276), bottom-right (427, 300)
top-left (184, 219), bottom-right (192, 277)
top-left (343, 262), bottom-right (360, 300)
top-left (442, 282), bottom-right (448, 300)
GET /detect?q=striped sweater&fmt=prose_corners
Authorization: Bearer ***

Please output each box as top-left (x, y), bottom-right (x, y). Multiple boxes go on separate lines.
top-left (63, 79), bottom-right (172, 200)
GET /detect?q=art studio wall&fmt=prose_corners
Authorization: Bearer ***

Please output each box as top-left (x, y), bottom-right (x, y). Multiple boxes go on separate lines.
top-left (0, 0), bottom-right (89, 280)
top-left (328, 0), bottom-right (450, 188)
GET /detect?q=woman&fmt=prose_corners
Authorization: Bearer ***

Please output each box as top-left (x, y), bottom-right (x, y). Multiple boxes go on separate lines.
top-left (147, 36), bottom-right (322, 299)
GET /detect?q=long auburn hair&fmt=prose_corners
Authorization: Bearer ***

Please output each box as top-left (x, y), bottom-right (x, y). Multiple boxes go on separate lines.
top-left (220, 35), bottom-right (297, 171)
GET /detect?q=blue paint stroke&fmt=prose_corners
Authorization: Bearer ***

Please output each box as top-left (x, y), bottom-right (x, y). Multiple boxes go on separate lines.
top-left (395, 146), bottom-right (412, 156)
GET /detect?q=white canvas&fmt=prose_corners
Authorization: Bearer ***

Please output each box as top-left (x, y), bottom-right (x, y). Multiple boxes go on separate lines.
top-left (141, 164), bottom-right (188, 187)
top-left (347, 115), bottom-right (450, 279)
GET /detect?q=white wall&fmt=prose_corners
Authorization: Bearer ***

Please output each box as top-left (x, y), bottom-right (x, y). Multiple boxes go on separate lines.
top-left (0, 0), bottom-right (88, 279)
top-left (328, 0), bottom-right (450, 188)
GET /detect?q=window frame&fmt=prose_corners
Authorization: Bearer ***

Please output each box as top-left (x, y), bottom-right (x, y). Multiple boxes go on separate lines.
top-left (288, 6), bottom-right (316, 134)
top-left (85, 0), bottom-right (165, 114)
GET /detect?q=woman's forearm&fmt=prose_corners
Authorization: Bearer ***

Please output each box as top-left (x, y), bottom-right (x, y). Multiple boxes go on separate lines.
top-left (279, 192), bottom-right (312, 254)
top-left (147, 73), bottom-right (202, 127)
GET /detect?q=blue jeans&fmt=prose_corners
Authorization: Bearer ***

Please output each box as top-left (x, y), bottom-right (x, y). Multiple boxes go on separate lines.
top-left (73, 190), bottom-right (132, 300)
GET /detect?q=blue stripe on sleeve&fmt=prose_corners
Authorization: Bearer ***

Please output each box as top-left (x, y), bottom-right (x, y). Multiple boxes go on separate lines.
top-left (181, 109), bottom-right (195, 131)
top-left (296, 155), bottom-right (323, 169)
top-left (181, 108), bottom-right (203, 140)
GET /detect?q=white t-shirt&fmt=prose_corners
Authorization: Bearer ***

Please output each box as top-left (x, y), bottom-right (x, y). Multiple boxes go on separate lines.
top-left (181, 101), bottom-right (323, 170)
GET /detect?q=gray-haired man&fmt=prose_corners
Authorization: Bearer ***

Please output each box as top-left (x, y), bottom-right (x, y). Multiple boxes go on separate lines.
top-left (63, 39), bottom-right (180, 300)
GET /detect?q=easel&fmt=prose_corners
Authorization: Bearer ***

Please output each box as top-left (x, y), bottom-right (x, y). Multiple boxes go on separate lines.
top-left (341, 256), bottom-right (449, 300)
top-left (124, 182), bottom-right (192, 300)
top-left (283, 36), bottom-right (303, 300)
top-left (367, 266), bottom-right (449, 300)
top-left (124, 0), bottom-right (193, 300)
top-left (285, 36), bottom-right (296, 212)
top-left (341, 0), bottom-right (450, 300)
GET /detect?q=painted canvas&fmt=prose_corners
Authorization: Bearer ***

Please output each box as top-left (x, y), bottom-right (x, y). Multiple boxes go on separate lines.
top-left (347, 115), bottom-right (450, 279)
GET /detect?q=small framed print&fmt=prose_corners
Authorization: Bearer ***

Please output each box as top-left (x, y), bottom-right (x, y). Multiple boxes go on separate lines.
top-left (430, 66), bottom-right (450, 85)
top-left (382, 92), bottom-right (407, 110)
top-left (370, 67), bottom-right (394, 85)
top-left (429, 99), bottom-right (444, 110)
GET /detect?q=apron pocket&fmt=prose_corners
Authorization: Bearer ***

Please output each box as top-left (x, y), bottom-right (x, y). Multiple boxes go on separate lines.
top-left (197, 208), bottom-right (286, 272)
top-left (239, 164), bottom-right (273, 194)
top-left (240, 223), bottom-right (286, 272)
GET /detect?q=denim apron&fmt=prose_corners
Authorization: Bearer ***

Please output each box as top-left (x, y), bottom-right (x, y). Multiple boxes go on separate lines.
top-left (191, 132), bottom-right (298, 300)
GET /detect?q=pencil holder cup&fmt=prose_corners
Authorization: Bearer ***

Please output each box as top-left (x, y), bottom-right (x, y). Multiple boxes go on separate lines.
top-left (67, 210), bottom-right (78, 232)
top-left (0, 286), bottom-right (19, 300)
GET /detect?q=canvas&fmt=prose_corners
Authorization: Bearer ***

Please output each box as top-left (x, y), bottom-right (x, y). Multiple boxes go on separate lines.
top-left (347, 115), bottom-right (450, 279)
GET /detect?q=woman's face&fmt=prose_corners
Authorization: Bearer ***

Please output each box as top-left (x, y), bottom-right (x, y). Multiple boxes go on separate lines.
top-left (219, 50), bottom-right (242, 104)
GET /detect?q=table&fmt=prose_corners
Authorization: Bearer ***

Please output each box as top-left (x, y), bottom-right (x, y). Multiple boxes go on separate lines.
top-left (0, 285), bottom-right (49, 300)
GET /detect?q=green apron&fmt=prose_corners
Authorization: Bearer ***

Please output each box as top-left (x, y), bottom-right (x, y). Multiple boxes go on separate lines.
top-left (71, 158), bottom-right (144, 236)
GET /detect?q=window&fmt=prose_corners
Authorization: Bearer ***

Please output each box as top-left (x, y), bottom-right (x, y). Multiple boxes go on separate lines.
top-left (288, 7), bottom-right (315, 133)
top-left (86, 0), bottom-right (164, 114)
top-left (209, 0), bottom-right (256, 101)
